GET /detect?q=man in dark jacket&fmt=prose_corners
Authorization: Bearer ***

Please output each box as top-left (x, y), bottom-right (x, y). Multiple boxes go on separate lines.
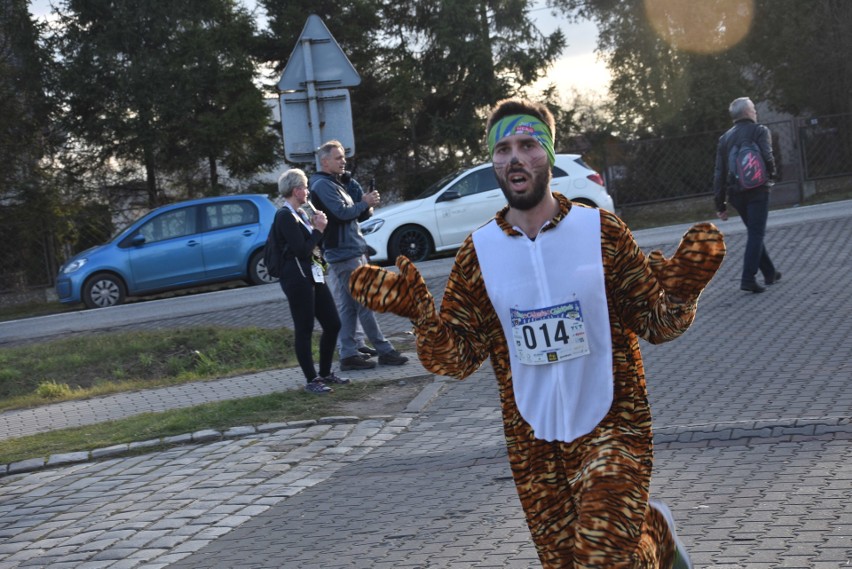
top-left (713, 96), bottom-right (781, 293)
top-left (309, 140), bottom-right (409, 371)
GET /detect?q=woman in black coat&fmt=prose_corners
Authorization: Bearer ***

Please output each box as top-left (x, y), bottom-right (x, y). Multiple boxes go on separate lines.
top-left (271, 168), bottom-right (346, 393)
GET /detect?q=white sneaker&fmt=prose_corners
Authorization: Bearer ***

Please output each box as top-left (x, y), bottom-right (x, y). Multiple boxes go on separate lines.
top-left (649, 499), bottom-right (694, 569)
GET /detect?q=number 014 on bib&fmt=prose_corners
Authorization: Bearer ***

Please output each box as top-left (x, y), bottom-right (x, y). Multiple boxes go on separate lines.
top-left (510, 301), bottom-right (591, 365)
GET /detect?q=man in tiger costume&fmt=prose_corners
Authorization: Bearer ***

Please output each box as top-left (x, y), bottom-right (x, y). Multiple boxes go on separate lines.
top-left (349, 98), bottom-right (725, 568)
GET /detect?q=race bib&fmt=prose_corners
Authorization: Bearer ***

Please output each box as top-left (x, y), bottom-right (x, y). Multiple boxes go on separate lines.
top-left (510, 301), bottom-right (590, 365)
top-left (311, 262), bottom-right (325, 284)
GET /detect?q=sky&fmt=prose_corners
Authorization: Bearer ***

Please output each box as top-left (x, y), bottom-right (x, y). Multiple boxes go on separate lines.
top-left (27, 0), bottom-right (608, 97)
top-left (526, 2), bottom-right (609, 97)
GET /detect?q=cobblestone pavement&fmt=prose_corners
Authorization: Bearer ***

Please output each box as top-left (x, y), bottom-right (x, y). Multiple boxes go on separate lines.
top-left (0, 207), bottom-right (851, 568)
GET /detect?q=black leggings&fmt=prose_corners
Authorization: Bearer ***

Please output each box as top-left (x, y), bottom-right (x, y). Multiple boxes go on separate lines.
top-left (280, 271), bottom-right (341, 383)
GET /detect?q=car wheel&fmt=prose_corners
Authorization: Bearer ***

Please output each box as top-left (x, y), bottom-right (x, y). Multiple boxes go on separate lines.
top-left (82, 273), bottom-right (126, 309)
top-left (389, 225), bottom-right (433, 263)
top-left (248, 249), bottom-right (278, 285)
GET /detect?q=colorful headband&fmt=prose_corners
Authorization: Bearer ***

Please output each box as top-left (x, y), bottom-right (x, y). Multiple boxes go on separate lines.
top-left (487, 114), bottom-right (555, 166)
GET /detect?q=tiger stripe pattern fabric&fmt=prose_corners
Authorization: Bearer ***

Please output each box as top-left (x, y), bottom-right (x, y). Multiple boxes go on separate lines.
top-left (349, 193), bottom-right (725, 567)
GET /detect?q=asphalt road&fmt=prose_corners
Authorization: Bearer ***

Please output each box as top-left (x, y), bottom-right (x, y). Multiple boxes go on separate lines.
top-left (3, 199), bottom-right (850, 346)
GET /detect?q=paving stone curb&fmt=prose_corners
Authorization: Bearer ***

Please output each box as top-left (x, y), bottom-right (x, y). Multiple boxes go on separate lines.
top-left (6, 387), bottom-right (847, 477)
top-left (0, 378), bottom-right (447, 478)
top-left (1, 419), bottom-right (326, 477)
top-left (654, 415), bottom-right (852, 449)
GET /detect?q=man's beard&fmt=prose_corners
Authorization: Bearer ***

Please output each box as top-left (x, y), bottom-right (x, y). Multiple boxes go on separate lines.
top-left (498, 167), bottom-right (551, 211)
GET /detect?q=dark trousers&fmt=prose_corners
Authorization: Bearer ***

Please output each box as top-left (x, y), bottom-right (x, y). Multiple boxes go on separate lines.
top-left (728, 188), bottom-right (777, 285)
top-left (280, 267), bottom-right (341, 382)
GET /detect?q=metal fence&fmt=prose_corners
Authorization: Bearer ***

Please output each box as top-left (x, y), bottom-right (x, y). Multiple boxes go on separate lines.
top-left (2, 112), bottom-right (851, 297)
top-left (0, 213), bottom-right (55, 294)
top-left (0, 201), bottom-right (122, 299)
top-left (797, 113), bottom-right (852, 180)
top-left (604, 113), bottom-right (852, 207)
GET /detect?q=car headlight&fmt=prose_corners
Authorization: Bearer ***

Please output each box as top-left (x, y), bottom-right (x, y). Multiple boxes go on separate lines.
top-left (62, 258), bottom-right (88, 274)
top-left (360, 218), bottom-right (384, 236)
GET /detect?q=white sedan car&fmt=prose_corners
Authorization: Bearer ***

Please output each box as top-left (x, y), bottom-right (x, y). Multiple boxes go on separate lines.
top-left (361, 154), bottom-right (614, 263)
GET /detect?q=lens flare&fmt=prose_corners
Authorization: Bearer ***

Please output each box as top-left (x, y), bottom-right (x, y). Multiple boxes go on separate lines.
top-left (644, 0), bottom-right (754, 53)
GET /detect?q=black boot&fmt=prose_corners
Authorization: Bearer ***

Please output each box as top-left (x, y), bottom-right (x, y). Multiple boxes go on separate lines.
top-left (741, 281), bottom-right (766, 293)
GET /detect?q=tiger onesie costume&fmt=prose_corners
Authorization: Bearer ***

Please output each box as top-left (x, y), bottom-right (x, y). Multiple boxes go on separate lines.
top-left (350, 193), bottom-right (725, 568)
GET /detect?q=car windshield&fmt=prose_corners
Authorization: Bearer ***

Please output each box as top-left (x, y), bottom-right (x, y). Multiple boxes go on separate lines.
top-left (110, 219), bottom-right (140, 242)
top-left (415, 169), bottom-right (465, 200)
top-left (109, 209), bottom-right (161, 243)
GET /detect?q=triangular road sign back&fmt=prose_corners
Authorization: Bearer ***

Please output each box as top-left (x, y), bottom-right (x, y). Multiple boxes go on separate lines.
top-left (277, 15), bottom-right (361, 92)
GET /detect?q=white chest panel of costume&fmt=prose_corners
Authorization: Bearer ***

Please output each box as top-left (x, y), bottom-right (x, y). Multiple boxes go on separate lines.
top-left (472, 206), bottom-right (614, 442)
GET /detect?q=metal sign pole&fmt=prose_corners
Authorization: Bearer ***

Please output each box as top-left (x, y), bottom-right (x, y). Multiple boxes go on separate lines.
top-left (300, 38), bottom-right (323, 171)
top-left (278, 15), bottom-right (360, 165)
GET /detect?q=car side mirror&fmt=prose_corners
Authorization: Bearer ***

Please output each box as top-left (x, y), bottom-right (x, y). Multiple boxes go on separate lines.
top-left (437, 189), bottom-right (461, 202)
top-left (131, 234), bottom-right (146, 246)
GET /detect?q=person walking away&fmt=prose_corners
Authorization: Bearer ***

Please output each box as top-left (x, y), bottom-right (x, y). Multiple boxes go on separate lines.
top-left (309, 140), bottom-right (408, 372)
top-left (349, 98), bottom-right (726, 568)
top-left (270, 168), bottom-right (348, 394)
top-left (713, 96), bottom-right (781, 293)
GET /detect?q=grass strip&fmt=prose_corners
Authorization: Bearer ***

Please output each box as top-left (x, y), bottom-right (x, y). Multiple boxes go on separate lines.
top-left (0, 379), bottom-right (401, 465)
top-left (0, 326), bottom-right (297, 412)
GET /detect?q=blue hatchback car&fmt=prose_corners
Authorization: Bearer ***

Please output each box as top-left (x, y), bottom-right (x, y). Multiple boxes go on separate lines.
top-left (56, 194), bottom-right (279, 309)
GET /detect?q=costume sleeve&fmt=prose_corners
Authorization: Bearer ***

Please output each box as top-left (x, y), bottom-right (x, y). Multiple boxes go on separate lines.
top-left (312, 178), bottom-right (370, 222)
top-left (412, 238), bottom-right (500, 379)
top-left (603, 212), bottom-right (702, 345)
top-left (348, 239), bottom-right (499, 380)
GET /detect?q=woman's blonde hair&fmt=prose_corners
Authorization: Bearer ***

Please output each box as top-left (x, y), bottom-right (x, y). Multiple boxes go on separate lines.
top-left (277, 168), bottom-right (308, 198)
